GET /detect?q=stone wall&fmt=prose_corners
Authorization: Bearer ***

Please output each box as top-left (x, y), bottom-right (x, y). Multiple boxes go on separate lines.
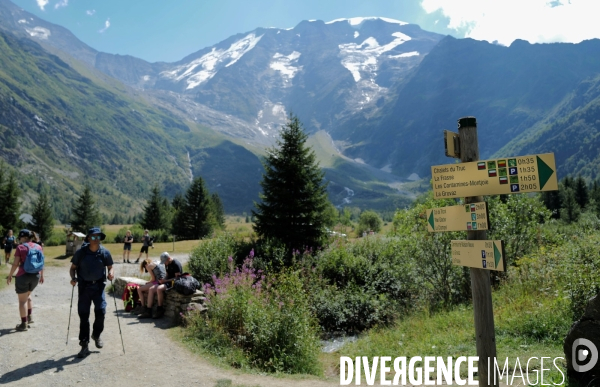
top-left (113, 276), bottom-right (206, 324)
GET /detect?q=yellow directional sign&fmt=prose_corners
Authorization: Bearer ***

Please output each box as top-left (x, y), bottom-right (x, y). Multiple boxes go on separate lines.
top-left (431, 153), bottom-right (558, 199)
top-left (426, 202), bottom-right (489, 232)
top-left (451, 240), bottom-right (506, 271)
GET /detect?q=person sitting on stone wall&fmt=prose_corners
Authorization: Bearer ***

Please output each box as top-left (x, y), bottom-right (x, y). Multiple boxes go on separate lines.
top-left (144, 252), bottom-right (183, 319)
top-left (132, 258), bottom-right (166, 319)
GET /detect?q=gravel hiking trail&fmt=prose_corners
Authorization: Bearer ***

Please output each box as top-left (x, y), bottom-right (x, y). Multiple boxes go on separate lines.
top-left (0, 254), bottom-right (339, 387)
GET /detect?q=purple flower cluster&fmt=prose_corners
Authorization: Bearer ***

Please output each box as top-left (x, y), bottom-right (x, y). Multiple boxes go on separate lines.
top-left (203, 254), bottom-right (266, 299)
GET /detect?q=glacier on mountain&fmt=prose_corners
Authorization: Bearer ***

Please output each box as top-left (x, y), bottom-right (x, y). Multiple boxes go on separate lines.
top-left (339, 32), bottom-right (412, 82)
top-left (269, 51), bottom-right (302, 83)
top-left (160, 32), bottom-right (263, 90)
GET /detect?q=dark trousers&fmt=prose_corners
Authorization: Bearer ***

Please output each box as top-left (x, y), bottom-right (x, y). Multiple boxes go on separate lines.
top-left (77, 282), bottom-right (107, 343)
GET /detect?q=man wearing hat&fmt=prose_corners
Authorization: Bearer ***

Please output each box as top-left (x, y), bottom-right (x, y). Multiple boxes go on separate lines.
top-left (69, 227), bottom-right (114, 358)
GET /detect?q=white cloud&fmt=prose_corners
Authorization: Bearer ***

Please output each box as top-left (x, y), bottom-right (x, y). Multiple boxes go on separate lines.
top-left (86, 9), bottom-right (95, 16)
top-left (54, 0), bottom-right (68, 9)
top-left (98, 18), bottom-right (110, 33)
top-left (422, 0), bottom-right (600, 45)
top-left (36, 0), bottom-right (48, 11)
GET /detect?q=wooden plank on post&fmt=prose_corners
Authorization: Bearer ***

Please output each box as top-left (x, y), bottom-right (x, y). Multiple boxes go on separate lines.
top-left (458, 116), bottom-right (498, 387)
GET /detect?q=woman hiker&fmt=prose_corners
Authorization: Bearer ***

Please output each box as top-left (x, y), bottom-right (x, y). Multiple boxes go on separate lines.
top-left (6, 229), bottom-right (45, 331)
top-left (123, 230), bottom-right (133, 263)
top-left (4, 229), bottom-right (15, 265)
top-left (132, 258), bottom-right (166, 319)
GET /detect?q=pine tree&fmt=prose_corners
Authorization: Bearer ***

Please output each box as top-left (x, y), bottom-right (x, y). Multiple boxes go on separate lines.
top-left (141, 185), bottom-right (168, 230)
top-left (30, 192), bottom-right (54, 242)
top-left (210, 192), bottom-right (226, 230)
top-left (173, 177), bottom-right (212, 240)
top-left (70, 185), bottom-right (101, 233)
top-left (560, 187), bottom-right (580, 223)
top-left (252, 114), bottom-right (329, 254)
top-left (574, 176), bottom-right (589, 209)
top-left (0, 171), bottom-right (21, 231)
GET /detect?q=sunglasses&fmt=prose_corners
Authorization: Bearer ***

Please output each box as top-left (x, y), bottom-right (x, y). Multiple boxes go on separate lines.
top-left (90, 235), bottom-right (102, 241)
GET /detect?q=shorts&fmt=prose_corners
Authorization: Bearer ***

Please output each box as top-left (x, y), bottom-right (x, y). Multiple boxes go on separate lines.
top-left (123, 243), bottom-right (132, 251)
top-left (4, 246), bottom-right (13, 254)
top-left (15, 273), bottom-right (40, 294)
top-left (140, 246), bottom-right (149, 254)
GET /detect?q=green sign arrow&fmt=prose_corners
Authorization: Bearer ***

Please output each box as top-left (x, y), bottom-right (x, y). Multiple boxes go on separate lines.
top-left (537, 156), bottom-right (555, 190)
top-left (494, 242), bottom-right (502, 268)
top-left (428, 211), bottom-right (435, 230)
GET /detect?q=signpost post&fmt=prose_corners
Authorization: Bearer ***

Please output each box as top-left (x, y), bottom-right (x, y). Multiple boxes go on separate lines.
top-left (457, 117), bottom-right (498, 387)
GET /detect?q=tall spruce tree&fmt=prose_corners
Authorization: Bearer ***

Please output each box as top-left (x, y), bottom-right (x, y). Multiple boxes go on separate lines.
top-left (252, 114), bottom-right (329, 253)
top-left (30, 192), bottom-right (54, 242)
top-left (70, 185), bottom-right (101, 233)
top-left (210, 193), bottom-right (226, 230)
top-left (0, 171), bottom-right (21, 232)
top-left (141, 185), bottom-right (168, 230)
top-left (574, 176), bottom-right (589, 209)
top-left (173, 177), bottom-right (212, 240)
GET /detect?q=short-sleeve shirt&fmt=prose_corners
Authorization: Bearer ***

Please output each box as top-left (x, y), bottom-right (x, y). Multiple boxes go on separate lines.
top-left (71, 245), bottom-right (113, 282)
top-left (142, 235), bottom-right (151, 247)
top-left (124, 235), bottom-right (133, 246)
top-left (14, 242), bottom-right (42, 277)
top-left (165, 259), bottom-right (183, 280)
top-left (5, 236), bottom-right (15, 248)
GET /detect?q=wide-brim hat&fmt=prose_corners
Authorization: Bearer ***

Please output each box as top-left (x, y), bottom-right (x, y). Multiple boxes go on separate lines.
top-left (87, 227), bottom-right (106, 241)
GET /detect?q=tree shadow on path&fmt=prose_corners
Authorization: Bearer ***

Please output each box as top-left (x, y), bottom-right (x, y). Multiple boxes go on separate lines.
top-left (0, 353), bottom-right (87, 384)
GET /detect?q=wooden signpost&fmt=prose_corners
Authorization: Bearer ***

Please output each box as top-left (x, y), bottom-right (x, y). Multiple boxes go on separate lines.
top-left (431, 153), bottom-right (558, 199)
top-left (451, 240), bottom-right (505, 271)
top-left (431, 117), bottom-right (559, 387)
top-left (426, 202), bottom-right (489, 232)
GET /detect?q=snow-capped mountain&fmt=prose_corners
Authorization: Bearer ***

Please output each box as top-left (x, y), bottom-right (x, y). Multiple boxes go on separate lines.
top-left (1, 1), bottom-right (443, 145)
top-left (142, 17), bottom-right (443, 142)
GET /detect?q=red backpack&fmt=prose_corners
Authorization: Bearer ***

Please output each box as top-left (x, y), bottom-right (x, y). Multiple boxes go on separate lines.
top-left (121, 283), bottom-right (140, 312)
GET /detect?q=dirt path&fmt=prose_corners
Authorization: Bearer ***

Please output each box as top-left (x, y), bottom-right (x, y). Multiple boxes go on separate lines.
top-left (0, 255), bottom-right (339, 387)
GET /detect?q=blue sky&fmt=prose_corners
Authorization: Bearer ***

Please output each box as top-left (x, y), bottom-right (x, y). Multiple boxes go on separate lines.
top-left (10, 0), bottom-right (600, 63)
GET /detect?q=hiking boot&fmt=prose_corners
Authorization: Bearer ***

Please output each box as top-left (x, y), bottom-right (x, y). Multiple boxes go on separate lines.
top-left (152, 306), bottom-right (165, 319)
top-left (134, 259), bottom-right (140, 264)
top-left (27, 316), bottom-right (34, 324)
top-left (131, 304), bottom-right (144, 314)
top-left (15, 322), bottom-right (28, 332)
top-left (78, 342), bottom-right (90, 358)
top-left (127, 260), bottom-right (131, 263)
top-left (138, 307), bottom-right (152, 319)
top-left (91, 334), bottom-right (104, 349)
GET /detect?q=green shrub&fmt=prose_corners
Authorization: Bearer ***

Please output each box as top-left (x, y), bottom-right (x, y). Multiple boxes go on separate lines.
top-left (188, 233), bottom-right (241, 285)
top-left (185, 261), bottom-right (321, 375)
top-left (114, 224), bottom-right (143, 243)
top-left (45, 232), bottom-right (66, 246)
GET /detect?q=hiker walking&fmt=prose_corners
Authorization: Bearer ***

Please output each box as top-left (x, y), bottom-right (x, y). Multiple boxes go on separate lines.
top-left (134, 229), bottom-right (151, 263)
top-left (3, 229), bottom-right (15, 265)
top-left (69, 227), bottom-right (114, 358)
top-left (123, 230), bottom-right (133, 263)
top-left (6, 229), bottom-right (45, 331)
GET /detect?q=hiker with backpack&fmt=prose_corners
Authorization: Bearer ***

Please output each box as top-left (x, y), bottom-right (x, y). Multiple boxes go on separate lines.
top-left (69, 227), bottom-right (114, 358)
top-left (6, 229), bottom-right (45, 332)
top-left (134, 229), bottom-right (152, 264)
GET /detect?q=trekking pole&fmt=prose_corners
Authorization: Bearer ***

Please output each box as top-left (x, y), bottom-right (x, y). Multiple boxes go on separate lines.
top-left (66, 285), bottom-right (75, 346)
top-left (110, 279), bottom-right (126, 354)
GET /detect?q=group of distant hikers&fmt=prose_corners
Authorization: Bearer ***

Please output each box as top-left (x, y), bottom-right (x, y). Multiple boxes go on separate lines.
top-left (5, 227), bottom-right (183, 359)
top-left (122, 229), bottom-right (155, 264)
